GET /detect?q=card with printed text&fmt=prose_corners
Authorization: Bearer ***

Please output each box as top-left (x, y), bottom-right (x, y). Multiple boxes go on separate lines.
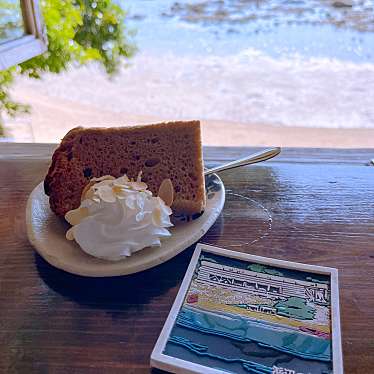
top-left (151, 244), bottom-right (342, 374)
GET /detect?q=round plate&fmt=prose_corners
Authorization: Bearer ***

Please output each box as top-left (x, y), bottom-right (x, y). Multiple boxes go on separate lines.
top-left (26, 174), bottom-right (225, 277)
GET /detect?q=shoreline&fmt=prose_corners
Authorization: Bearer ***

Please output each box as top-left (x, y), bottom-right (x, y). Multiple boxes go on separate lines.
top-left (5, 85), bottom-right (374, 147)
top-left (186, 302), bottom-right (329, 334)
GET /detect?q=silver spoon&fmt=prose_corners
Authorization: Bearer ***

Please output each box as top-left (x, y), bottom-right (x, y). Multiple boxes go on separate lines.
top-left (204, 147), bottom-right (281, 176)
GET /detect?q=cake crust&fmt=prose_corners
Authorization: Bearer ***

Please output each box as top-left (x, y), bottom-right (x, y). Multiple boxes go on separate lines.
top-left (44, 121), bottom-right (206, 217)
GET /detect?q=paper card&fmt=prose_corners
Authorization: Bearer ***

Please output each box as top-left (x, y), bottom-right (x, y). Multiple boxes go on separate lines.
top-left (151, 244), bottom-right (342, 374)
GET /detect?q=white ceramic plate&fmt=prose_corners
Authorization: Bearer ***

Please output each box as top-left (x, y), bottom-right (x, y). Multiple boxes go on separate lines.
top-left (26, 174), bottom-right (225, 277)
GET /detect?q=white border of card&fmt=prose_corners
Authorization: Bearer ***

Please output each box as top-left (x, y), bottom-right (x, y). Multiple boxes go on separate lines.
top-left (151, 243), bottom-right (343, 374)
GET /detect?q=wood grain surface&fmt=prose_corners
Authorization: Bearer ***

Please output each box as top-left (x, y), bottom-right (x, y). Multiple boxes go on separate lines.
top-left (0, 143), bottom-right (373, 374)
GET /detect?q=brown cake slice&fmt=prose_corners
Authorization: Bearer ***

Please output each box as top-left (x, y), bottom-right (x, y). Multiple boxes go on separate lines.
top-left (44, 121), bottom-right (206, 217)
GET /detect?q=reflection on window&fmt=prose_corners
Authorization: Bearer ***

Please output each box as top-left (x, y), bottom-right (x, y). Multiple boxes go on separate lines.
top-left (0, 0), bottom-right (24, 45)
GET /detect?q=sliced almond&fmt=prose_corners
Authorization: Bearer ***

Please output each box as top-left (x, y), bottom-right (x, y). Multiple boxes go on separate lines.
top-left (81, 175), bottom-right (115, 201)
top-left (66, 227), bottom-right (75, 240)
top-left (81, 181), bottom-right (95, 201)
top-left (158, 178), bottom-right (174, 207)
top-left (92, 175), bottom-right (116, 183)
top-left (65, 207), bottom-right (89, 225)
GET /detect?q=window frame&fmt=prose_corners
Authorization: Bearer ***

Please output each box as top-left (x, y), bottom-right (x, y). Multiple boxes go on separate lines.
top-left (0, 0), bottom-right (47, 70)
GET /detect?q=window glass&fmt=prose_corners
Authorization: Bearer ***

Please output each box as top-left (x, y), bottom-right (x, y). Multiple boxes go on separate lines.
top-left (0, 0), bottom-right (24, 45)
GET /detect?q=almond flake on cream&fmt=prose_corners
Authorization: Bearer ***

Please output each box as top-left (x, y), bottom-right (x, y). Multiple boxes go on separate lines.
top-left (64, 174), bottom-right (173, 261)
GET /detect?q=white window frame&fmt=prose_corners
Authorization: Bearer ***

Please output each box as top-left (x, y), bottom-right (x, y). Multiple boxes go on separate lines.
top-left (0, 0), bottom-right (47, 70)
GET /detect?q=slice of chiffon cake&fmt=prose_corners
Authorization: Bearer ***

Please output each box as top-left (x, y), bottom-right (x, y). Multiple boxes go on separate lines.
top-left (44, 121), bottom-right (206, 217)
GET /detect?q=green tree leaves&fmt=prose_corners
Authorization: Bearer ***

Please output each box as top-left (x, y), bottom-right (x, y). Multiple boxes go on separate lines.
top-left (247, 263), bottom-right (284, 277)
top-left (0, 0), bottom-right (135, 131)
top-left (275, 296), bottom-right (316, 320)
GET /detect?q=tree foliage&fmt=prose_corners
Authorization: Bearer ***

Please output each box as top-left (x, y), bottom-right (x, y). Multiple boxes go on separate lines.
top-left (247, 263), bottom-right (284, 277)
top-left (0, 0), bottom-right (135, 132)
top-left (275, 296), bottom-right (316, 320)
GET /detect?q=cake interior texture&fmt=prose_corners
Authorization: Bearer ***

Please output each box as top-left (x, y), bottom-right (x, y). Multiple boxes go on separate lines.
top-left (44, 121), bottom-right (206, 217)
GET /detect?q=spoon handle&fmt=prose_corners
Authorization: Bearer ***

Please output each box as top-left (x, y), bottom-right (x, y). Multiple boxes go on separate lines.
top-left (204, 147), bottom-right (281, 176)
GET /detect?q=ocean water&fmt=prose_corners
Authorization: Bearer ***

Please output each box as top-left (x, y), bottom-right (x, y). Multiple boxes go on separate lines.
top-left (164, 306), bottom-right (332, 373)
top-left (118, 0), bottom-right (374, 129)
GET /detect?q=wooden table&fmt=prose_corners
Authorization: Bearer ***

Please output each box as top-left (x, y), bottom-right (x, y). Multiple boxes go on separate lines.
top-left (1, 143), bottom-right (373, 373)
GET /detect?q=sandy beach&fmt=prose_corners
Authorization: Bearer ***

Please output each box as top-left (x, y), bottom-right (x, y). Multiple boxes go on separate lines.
top-left (6, 66), bottom-right (374, 147)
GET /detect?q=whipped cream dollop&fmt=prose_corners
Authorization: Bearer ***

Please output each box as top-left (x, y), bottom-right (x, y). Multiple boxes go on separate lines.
top-left (65, 174), bottom-right (173, 261)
